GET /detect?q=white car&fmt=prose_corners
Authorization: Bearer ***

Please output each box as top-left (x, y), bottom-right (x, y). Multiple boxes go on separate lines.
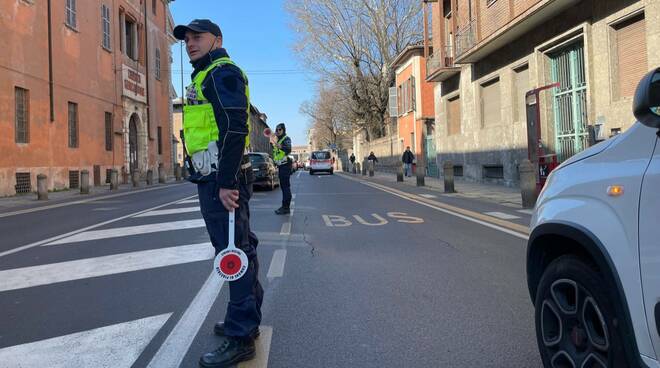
top-left (527, 68), bottom-right (660, 368)
top-left (309, 150), bottom-right (334, 175)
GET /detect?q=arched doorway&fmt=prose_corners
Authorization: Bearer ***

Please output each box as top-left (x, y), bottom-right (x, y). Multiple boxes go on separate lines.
top-left (129, 113), bottom-right (139, 173)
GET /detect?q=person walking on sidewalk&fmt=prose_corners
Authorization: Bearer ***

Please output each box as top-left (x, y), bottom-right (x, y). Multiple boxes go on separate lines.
top-left (367, 151), bottom-right (378, 168)
top-left (272, 123), bottom-right (292, 215)
top-left (174, 19), bottom-right (263, 368)
top-left (349, 153), bottom-right (356, 172)
top-left (402, 146), bottom-right (415, 177)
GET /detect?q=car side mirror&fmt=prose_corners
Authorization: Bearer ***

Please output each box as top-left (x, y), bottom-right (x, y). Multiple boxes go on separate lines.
top-left (633, 67), bottom-right (660, 129)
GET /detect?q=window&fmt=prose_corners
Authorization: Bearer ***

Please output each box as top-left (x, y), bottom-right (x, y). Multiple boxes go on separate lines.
top-left (397, 77), bottom-right (416, 115)
top-left (15, 172), bottom-right (31, 194)
top-left (453, 165), bottom-right (463, 177)
top-left (480, 77), bottom-right (501, 127)
top-left (15, 87), bottom-right (29, 144)
top-left (105, 112), bottom-right (113, 151)
top-left (66, 0), bottom-right (77, 28)
top-left (483, 165), bottom-right (504, 179)
top-left (613, 13), bottom-right (647, 99)
top-left (486, 0), bottom-right (498, 6)
top-left (155, 48), bottom-right (161, 79)
top-left (152, 0), bottom-right (157, 15)
top-left (125, 18), bottom-right (138, 61)
top-left (68, 102), bottom-right (78, 148)
top-left (513, 65), bottom-right (529, 122)
top-left (101, 4), bottom-right (111, 50)
top-left (157, 126), bottom-right (163, 154)
top-left (447, 95), bottom-right (461, 136)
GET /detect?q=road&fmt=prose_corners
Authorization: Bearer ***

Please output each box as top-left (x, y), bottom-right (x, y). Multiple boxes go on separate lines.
top-left (0, 170), bottom-right (542, 367)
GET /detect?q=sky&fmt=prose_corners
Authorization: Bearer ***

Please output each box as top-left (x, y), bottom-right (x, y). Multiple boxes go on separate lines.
top-left (169, 0), bottom-right (315, 146)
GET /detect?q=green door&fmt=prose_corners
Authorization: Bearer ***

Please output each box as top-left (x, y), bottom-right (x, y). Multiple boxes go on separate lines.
top-left (424, 136), bottom-right (439, 177)
top-left (550, 41), bottom-right (589, 162)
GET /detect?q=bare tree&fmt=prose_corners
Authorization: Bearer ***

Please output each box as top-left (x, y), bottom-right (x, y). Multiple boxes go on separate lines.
top-left (301, 82), bottom-right (352, 150)
top-left (286, 0), bottom-right (422, 139)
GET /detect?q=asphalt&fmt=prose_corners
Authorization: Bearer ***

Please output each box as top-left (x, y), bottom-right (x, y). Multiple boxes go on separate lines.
top-left (0, 169), bottom-right (542, 367)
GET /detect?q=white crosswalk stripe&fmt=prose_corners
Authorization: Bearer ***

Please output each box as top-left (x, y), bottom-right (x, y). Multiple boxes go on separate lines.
top-left (483, 211), bottom-right (520, 220)
top-left (0, 313), bottom-right (171, 368)
top-left (45, 219), bottom-right (206, 245)
top-left (134, 206), bottom-right (201, 217)
top-left (0, 243), bottom-right (213, 292)
top-left (1, 195), bottom-right (282, 368)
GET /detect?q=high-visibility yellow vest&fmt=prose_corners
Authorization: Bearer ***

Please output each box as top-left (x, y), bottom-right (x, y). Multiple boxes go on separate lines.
top-left (183, 57), bottom-right (250, 155)
top-left (273, 135), bottom-right (288, 164)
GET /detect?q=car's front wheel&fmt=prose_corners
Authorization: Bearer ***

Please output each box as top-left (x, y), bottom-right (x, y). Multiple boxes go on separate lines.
top-left (535, 255), bottom-right (628, 368)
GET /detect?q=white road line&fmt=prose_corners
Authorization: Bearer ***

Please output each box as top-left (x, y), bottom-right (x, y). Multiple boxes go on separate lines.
top-left (146, 271), bottom-right (224, 368)
top-left (267, 249), bottom-right (287, 279)
top-left (419, 194), bottom-right (437, 199)
top-left (361, 182), bottom-right (529, 240)
top-left (134, 206), bottom-right (200, 217)
top-left (517, 209), bottom-right (534, 215)
top-left (240, 326), bottom-right (273, 368)
top-left (177, 199), bottom-right (199, 204)
top-left (0, 313), bottom-right (171, 368)
top-left (484, 212), bottom-right (521, 220)
top-left (45, 219), bottom-right (206, 246)
top-left (0, 184), bottom-right (182, 219)
top-left (280, 222), bottom-right (291, 236)
top-left (0, 195), bottom-right (198, 259)
top-left (0, 243), bottom-right (212, 292)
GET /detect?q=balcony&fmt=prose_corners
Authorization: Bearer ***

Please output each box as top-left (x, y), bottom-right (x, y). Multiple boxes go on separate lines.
top-left (454, 0), bottom-right (580, 64)
top-left (426, 45), bottom-right (461, 82)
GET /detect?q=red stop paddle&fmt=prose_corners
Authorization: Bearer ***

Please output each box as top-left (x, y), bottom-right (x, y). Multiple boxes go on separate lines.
top-left (213, 210), bottom-right (248, 281)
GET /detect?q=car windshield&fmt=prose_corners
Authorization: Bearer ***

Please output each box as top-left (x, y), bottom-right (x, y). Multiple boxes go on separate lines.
top-left (249, 155), bottom-right (266, 164)
top-left (312, 152), bottom-right (330, 160)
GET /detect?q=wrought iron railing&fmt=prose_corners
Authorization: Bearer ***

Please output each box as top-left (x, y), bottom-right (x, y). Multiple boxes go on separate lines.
top-left (426, 45), bottom-right (457, 77)
top-left (455, 19), bottom-right (477, 57)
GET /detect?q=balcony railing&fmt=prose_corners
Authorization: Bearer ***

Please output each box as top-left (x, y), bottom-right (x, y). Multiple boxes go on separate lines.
top-left (455, 19), bottom-right (477, 57)
top-left (426, 45), bottom-right (460, 80)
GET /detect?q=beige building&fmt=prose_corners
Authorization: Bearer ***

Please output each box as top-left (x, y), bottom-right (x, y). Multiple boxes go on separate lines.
top-left (425, 0), bottom-right (660, 186)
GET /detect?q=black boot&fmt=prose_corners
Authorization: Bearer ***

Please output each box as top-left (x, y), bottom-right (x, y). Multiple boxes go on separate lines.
top-left (199, 336), bottom-right (256, 368)
top-left (214, 322), bottom-right (260, 340)
top-left (274, 207), bottom-right (290, 215)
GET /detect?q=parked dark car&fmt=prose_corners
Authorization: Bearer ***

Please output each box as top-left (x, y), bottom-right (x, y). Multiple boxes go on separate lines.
top-left (248, 152), bottom-right (279, 190)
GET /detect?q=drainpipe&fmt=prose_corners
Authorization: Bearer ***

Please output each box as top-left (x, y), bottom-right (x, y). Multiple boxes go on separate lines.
top-left (143, 0), bottom-right (152, 142)
top-left (47, 0), bottom-right (54, 122)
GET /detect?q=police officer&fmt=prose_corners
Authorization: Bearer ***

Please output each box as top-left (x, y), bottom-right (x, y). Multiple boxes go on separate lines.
top-left (272, 123), bottom-right (292, 215)
top-left (174, 19), bottom-right (263, 368)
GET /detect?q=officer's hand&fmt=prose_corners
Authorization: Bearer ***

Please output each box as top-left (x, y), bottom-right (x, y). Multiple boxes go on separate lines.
top-left (219, 188), bottom-right (239, 211)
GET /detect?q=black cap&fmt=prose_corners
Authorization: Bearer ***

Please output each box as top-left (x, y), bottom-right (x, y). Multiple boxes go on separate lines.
top-left (173, 19), bottom-right (222, 40)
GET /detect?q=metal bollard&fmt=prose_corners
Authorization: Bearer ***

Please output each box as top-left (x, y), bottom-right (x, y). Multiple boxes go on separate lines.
top-left (352, 163), bottom-right (357, 174)
top-left (132, 171), bottom-right (140, 187)
top-left (110, 169), bottom-right (119, 190)
top-left (80, 170), bottom-right (90, 194)
top-left (443, 161), bottom-right (455, 193)
top-left (368, 160), bottom-right (374, 177)
top-left (174, 164), bottom-right (182, 181)
top-left (158, 164), bottom-right (166, 184)
top-left (361, 161), bottom-right (367, 176)
top-left (397, 164), bottom-right (404, 182)
top-left (519, 159), bottom-right (538, 209)
top-left (146, 169), bottom-right (154, 185)
top-left (416, 171), bottom-right (425, 187)
top-left (37, 174), bottom-right (48, 200)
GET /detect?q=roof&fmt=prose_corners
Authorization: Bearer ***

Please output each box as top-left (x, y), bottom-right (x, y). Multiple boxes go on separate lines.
top-left (390, 41), bottom-right (433, 69)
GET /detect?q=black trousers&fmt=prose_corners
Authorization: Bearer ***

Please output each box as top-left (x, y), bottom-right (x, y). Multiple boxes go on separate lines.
top-left (278, 163), bottom-right (292, 209)
top-left (197, 168), bottom-right (263, 338)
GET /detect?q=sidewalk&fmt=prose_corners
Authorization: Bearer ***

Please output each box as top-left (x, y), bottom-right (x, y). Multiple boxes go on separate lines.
top-left (355, 171), bottom-right (523, 208)
top-left (0, 179), bottom-right (185, 214)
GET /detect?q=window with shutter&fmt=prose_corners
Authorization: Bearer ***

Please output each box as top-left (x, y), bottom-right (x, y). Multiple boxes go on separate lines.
top-left (65, 0), bottom-right (76, 28)
top-left (105, 112), bottom-right (113, 151)
top-left (447, 96), bottom-right (461, 136)
top-left (15, 87), bottom-right (29, 144)
top-left (480, 77), bottom-right (501, 127)
top-left (514, 65), bottom-right (529, 123)
top-left (102, 5), bottom-right (111, 50)
top-left (613, 13), bottom-right (647, 99)
top-left (68, 102), bottom-right (78, 148)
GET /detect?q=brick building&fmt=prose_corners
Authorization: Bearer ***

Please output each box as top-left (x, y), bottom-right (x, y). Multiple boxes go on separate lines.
top-left (425, 0), bottom-right (660, 186)
top-left (0, 0), bottom-right (176, 196)
top-left (392, 43), bottom-right (438, 176)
